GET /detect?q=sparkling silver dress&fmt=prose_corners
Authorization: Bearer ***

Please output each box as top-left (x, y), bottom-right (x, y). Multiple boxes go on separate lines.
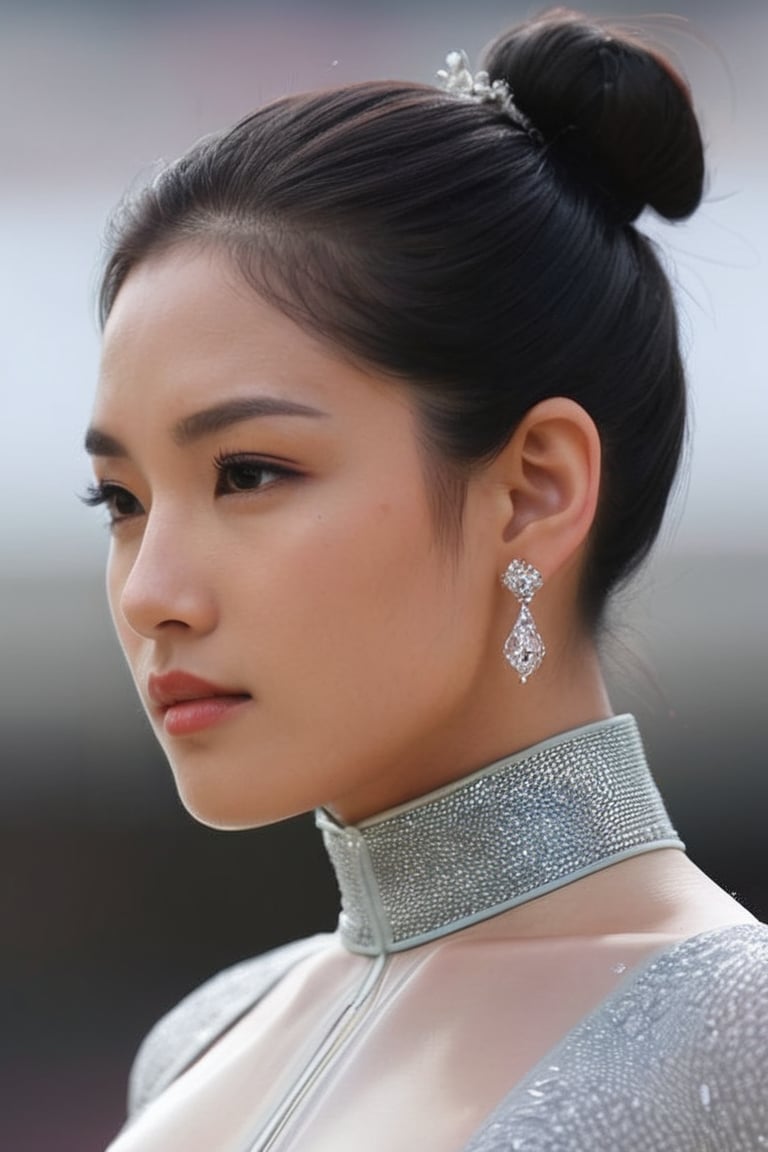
top-left (114, 716), bottom-right (768, 1151)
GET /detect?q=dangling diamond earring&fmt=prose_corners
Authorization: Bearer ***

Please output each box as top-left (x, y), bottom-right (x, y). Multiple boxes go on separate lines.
top-left (501, 560), bottom-right (546, 684)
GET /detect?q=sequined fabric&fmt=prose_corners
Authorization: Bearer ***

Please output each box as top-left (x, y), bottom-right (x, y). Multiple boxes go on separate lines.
top-left (465, 923), bottom-right (768, 1151)
top-left (125, 924), bottom-right (768, 1151)
top-left (319, 716), bottom-right (682, 953)
top-left (119, 714), bottom-right (767, 1151)
top-left (127, 935), bottom-right (330, 1115)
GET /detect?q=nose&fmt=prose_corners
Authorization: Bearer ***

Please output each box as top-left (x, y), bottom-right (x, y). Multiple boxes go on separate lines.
top-left (113, 508), bottom-right (218, 640)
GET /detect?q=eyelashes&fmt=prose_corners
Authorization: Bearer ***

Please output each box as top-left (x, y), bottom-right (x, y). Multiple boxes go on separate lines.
top-left (80, 481), bottom-right (143, 525)
top-left (212, 452), bottom-right (298, 495)
top-left (81, 454), bottom-right (300, 527)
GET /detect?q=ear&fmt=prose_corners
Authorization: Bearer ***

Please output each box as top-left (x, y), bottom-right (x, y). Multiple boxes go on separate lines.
top-left (491, 397), bottom-right (602, 580)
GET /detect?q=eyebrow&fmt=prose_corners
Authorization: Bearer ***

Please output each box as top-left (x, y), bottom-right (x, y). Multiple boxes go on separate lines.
top-left (84, 396), bottom-right (328, 457)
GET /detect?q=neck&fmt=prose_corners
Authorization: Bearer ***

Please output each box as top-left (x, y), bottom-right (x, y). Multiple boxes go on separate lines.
top-left (326, 636), bottom-right (612, 826)
top-left (318, 715), bottom-right (683, 956)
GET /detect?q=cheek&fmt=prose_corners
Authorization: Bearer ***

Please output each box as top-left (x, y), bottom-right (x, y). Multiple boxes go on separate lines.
top-left (106, 548), bottom-right (141, 669)
top-left (232, 496), bottom-right (478, 719)
top-left (106, 552), bottom-right (124, 637)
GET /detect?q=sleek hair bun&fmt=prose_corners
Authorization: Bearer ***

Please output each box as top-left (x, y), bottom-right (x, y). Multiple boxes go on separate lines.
top-left (483, 8), bottom-right (705, 224)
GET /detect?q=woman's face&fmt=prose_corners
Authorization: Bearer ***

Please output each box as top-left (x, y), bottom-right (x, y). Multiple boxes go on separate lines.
top-left (88, 245), bottom-right (500, 827)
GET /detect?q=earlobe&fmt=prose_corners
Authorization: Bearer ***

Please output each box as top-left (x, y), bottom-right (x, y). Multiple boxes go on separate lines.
top-left (497, 397), bottom-right (602, 579)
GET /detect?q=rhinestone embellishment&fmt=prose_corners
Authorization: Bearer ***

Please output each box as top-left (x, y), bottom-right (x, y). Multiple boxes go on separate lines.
top-left (437, 50), bottom-right (510, 106)
top-left (504, 603), bottom-right (546, 683)
top-left (318, 716), bottom-right (683, 955)
top-left (436, 50), bottom-right (540, 139)
top-left (501, 560), bottom-right (546, 683)
top-left (501, 559), bottom-right (543, 602)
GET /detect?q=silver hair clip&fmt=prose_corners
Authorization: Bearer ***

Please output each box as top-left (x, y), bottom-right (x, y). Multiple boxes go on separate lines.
top-left (437, 50), bottom-right (540, 140)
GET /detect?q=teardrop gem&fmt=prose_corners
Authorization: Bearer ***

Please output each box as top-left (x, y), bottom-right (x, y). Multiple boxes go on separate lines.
top-left (503, 604), bottom-right (546, 684)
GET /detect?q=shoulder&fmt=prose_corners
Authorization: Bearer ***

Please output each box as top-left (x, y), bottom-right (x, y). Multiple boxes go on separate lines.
top-left (609, 922), bottom-right (768, 1148)
top-left (127, 933), bottom-right (331, 1118)
top-left (639, 922), bottom-right (768, 1121)
top-left (632, 920), bottom-right (768, 1055)
top-left (466, 924), bottom-right (768, 1152)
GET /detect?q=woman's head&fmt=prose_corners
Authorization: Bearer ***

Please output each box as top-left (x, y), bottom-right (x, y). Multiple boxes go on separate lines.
top-left (99, 10), bottom-right (703, 623)
top-left (89, 9), bottom-right (705, 825)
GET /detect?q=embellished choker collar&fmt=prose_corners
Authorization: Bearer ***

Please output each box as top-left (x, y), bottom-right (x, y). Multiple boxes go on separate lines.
top-left (317, 715), bottom-right (683, 955)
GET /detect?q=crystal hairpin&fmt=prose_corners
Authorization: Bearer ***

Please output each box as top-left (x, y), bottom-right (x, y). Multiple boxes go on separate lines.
top-left (436, 50), bottom-right (540, 139)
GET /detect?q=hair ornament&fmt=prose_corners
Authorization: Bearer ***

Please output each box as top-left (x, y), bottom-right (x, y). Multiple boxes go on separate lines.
top-left (437, 50), bottom-right (541, 141)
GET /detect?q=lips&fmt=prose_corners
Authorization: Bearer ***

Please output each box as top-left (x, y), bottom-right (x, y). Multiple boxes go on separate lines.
top-left (147, 671), bottom-right (252, 736)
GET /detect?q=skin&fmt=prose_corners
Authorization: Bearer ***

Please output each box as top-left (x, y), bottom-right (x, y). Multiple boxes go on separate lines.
top-left (88, 242), bottom-right (753, 940)
top-left (89, 242), bottom-right (607, 825)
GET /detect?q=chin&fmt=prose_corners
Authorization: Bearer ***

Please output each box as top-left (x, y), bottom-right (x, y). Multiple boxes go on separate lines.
top-left (175, 782), bottom-right (285, 830)
top-left (170, 765), bottom-right (311, 831)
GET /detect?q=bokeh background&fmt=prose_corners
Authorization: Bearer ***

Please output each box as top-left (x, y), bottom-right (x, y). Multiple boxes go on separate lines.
top-left (1, 1), bottom-right (765, 1148)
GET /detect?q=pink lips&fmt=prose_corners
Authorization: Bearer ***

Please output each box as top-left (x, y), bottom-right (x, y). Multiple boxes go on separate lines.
top-left (147, 671), bottom-right (251, 736)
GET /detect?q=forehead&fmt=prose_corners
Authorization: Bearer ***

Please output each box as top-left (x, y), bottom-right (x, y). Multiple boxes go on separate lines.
top-left (98, 247), bottom-right (325, 405)
top-left (94, 244), bottom-right (407, 428)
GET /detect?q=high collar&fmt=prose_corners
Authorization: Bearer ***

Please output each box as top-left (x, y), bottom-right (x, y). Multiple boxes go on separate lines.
top-left (317, 715), bottom-right (683, 956)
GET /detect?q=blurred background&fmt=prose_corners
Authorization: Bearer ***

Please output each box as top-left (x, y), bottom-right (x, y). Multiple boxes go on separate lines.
top-left (0, 0), bottom-right (765, 1147)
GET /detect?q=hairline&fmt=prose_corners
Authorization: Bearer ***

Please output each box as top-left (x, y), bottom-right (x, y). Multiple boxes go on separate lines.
top-left (100, 228), bottom-right (472, 559)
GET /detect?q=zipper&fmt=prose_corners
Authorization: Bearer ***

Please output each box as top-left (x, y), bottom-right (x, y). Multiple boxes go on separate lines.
top-left (246, 950), bottom-right (388, 1152)
top-left (247, 823), bottom-right (390, 1152)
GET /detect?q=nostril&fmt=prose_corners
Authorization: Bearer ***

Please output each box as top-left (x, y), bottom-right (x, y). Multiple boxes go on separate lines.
top-left (116, 567), bottom-right (218, 640)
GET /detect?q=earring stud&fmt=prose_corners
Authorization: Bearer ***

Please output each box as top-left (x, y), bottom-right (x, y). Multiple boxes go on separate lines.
top-left (501, 560), bottom-right (545, 684)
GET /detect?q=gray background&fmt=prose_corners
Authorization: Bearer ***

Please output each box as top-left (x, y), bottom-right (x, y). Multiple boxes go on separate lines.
top-left (0, 1), bottom-right (765, 1148)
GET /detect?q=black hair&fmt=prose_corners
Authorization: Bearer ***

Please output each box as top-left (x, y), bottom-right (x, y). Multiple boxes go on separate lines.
top-left (99, 7), bottom-right (705, 626)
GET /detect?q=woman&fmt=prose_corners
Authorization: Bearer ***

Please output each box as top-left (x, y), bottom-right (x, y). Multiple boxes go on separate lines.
top-left (84, 9), bottom-right (767, 1150)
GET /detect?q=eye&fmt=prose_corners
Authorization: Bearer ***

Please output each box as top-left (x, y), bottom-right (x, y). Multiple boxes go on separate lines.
top-left (213, 454), bottom-right (297, 495)
top-left (80, 481), bottom-right (144, 525)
